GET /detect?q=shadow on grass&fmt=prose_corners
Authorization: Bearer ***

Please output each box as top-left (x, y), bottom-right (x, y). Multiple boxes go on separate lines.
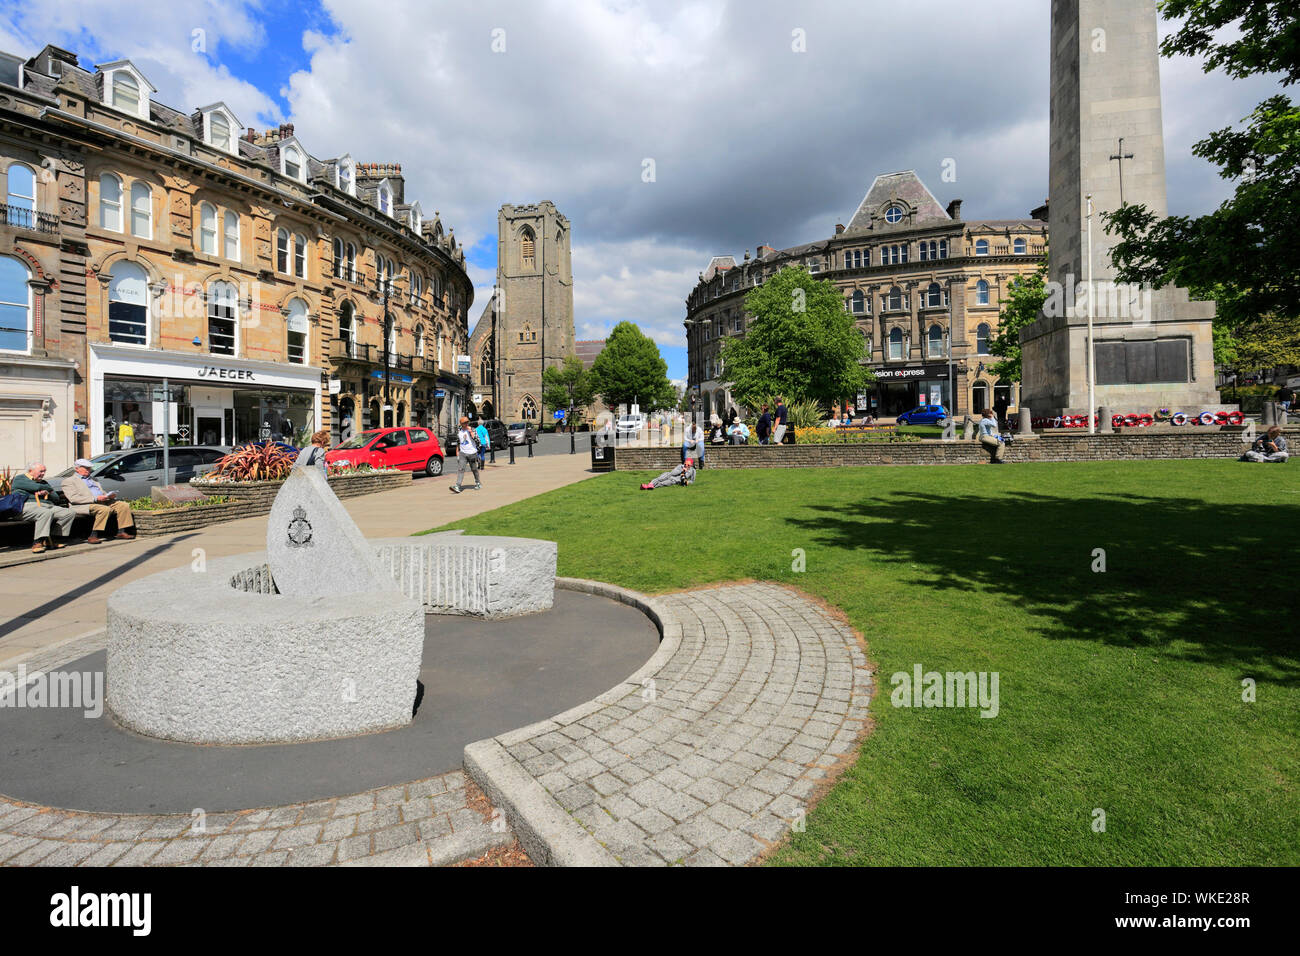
top-left (787, 490), bottom-right (1299, 683)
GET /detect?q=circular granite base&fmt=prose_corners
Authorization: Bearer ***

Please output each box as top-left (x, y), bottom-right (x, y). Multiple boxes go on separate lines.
top-left (0, 589), bottom-right (658, 814)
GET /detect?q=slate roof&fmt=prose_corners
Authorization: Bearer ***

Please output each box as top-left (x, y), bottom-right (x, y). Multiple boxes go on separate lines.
top-left (846, 170), bottom-right (950, 232)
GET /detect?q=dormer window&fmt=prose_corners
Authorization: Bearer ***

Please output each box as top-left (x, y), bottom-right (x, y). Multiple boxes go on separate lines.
top-left (112, 72), bottom-right (140, 113)
top-left (336, 156), bottom-right (355, 196)
top-left (210, 112), bottom-right (231, 151)
top-left (98, 61), bottom-right (154, 121)
top-left (284, 146), bottom-right (302, 180)
top-left (279, 139), bottom-right (306, 183)
top-left (377, 181), bottom-right (394, 217)
top-left (197, 103), bottom-right (241, 157)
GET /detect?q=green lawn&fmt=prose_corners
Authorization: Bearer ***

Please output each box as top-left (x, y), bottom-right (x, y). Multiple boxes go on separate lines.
top-left (422, 461), bottom-right (1298, 865)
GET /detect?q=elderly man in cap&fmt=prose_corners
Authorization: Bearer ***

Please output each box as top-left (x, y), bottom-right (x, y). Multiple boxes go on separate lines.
top-left (62, 458), bottom-right (135, 543)
top-left (11, 461), bottom-right (77, 553)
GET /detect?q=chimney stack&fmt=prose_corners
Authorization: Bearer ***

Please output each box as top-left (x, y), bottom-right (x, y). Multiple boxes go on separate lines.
top-left (946, 199), bottom-right (963, 220)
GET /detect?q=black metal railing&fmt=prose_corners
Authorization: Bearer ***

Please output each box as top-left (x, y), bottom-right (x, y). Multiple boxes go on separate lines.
top-left (2, 204), bottom-right (59, 235)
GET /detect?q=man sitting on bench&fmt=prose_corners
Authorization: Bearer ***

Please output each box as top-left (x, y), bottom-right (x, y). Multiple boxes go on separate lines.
top-left (62, 458), bottom-right (135, 542)
top-left (12, 461), bottom-right (77, 553)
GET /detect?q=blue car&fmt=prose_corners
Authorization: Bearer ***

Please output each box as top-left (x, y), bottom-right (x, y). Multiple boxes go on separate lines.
top-left (896, 404), bottom-right (950, 426)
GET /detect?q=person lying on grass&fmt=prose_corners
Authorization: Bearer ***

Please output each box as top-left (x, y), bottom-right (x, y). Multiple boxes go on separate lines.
top-left (641, 458), bottom-right (697, 490)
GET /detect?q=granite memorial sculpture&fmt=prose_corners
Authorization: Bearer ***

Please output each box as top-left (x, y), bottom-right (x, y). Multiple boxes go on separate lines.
top-left (106, 466), bottom-right (557, 745)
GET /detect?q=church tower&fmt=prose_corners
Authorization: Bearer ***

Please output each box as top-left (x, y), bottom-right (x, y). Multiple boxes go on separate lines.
top-left (470, 202), bottom-right (574, 423)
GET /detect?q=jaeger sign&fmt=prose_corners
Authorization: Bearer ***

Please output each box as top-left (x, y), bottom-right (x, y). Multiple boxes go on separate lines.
top-left (196, 366), bottom-right (257, 381)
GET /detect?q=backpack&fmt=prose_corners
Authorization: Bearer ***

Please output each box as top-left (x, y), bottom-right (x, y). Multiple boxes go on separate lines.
top-left (0, 492), bottom-right (25, 520)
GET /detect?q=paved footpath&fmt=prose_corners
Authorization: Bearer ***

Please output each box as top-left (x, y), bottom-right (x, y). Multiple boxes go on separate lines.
top-left (0, 454), bottom-right (594, 670)
top-left (468, 581), bottom-right (873, 866)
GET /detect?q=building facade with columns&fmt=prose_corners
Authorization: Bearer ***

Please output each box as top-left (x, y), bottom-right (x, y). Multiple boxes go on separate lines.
top-left (0, 43), bottom-right (474, 470)
top-left (684, 171), bottom-right (1047, 420)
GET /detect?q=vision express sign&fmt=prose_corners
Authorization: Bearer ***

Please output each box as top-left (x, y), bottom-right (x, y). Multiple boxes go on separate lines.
top-left (873, 365), bottom-right (949, 381)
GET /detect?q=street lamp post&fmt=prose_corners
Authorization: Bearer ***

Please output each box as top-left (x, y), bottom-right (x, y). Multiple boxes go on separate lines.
top-left (1086, 194), bottom-right (1096, 434)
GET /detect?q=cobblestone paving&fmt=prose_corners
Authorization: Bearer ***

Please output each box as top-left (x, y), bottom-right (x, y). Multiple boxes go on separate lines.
top-left (0, 771), bottom-right (512, 867)
top-left (494, 582), bottom-right (873, 866)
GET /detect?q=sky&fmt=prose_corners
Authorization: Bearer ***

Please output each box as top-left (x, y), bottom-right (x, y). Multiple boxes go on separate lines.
top-left (0, 0), bottom-right (1283, 381)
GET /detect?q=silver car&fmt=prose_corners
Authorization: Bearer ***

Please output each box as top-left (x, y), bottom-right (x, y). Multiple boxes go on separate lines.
top-left (54, 445), bottom-right (230, 501)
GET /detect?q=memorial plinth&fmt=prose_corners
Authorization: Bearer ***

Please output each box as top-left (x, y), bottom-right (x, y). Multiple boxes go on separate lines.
top-left (106, 467), bottom-right (557, 744)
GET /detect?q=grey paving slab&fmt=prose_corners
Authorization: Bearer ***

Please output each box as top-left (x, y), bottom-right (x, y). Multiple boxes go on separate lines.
top-left (466, 581), bottom-right (873, 867)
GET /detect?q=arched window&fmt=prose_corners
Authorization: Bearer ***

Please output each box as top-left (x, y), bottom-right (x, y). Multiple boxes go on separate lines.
top-left (209, 112), bottom-right (232, 151)
top-left (386, 320), bottom-right (396, 360)
top-left (199, 202), bottom-right (217, 254)
top-left (480, 354), bottom-right (492, 386)
top-left (851, 290), bottom-right (865, 314)
top-left (108, 260), bottom-right (149, 346)
top-left (977, 323), bottom-right (991, 354)
top-left (223, 210), bottom-right (239, 261)
top-left (0, 256), bottom-right (33, 354)
top-left (206, 281), bottom-right (237, 356)
top-left (5, 164), bottom-right (35, 228)
top-left (1013, 237), bottom-right (1027, 255)
top-left (332, 238), bottom-right (343, 278)
top-left (928, 324), bottom-right (945, 358)
top-left (976, 280), bottom-right (990, 305)
top-left (520, 396), bottom-right (538, 421)
top-left (520, 227), bottom-right (535, 267)
top-left (294, 233), bottom-right (307, 278)
top-left (346, 242), bottom-right (357, 281)
top-left (111, 72), bottom-right (140, 114)
top-left (927, 282), bottom-right (943, 307)
top-left (888, 327), bottom-right (904, 360)
top-left (339, 301), bottom-right (356, 357)
top-left (886, 286), bottom-right (903, 311)
top-left (283, 146), bottom-right (303, 181)
top-left (128, 181), bottom-right (151, 238)
top-left (100, 173), bottom-right (123, 232)
top-left (415, 324), bottom-right (424, 358)
top-left (975, 238), bottom-right (989, 256)
top-left (276, 228), bottom-right (289, 273)
top-left (411, 273), bottom-right (422, 306)
top-left (286, 298), bottom-right (308, 364)
top-left (436, 326), bottom-right (444, 366)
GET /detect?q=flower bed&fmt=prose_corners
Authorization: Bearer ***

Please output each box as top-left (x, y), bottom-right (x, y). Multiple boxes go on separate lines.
top-left (794, 427), bottom-right (922, 445)
top-left (131, 469), bottom-right (411, 535)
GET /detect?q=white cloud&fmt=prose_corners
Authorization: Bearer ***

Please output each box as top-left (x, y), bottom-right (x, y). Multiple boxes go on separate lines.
top-left (2, 0), bottom-right (1279, 376)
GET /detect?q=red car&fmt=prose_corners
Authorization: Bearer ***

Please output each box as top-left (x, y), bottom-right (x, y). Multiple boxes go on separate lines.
top-left (325, 426), bottom-right (444, 477)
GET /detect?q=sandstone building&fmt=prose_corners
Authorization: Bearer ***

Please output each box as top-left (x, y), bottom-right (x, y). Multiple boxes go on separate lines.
top-left (0, 43), bottom-right (474, 471)
top-left (684, 171), bottom-right (1047, 420)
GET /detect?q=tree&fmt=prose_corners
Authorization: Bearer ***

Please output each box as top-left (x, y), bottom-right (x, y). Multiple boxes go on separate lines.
top-left (987, 252), bottom-right (1049, 383)
top-left (588, 321), bottom-right (676, 411)
top-left (1103, 1), bottom-right (1300, 336)
top-left (542, 355), bottom-right (596, 426)
top-left (718, 266), bottom-right (872, 408)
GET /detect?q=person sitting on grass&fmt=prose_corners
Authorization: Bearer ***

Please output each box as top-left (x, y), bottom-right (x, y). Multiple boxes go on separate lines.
top-left (640, 458), bottom-right (697, 490)
top-left (1241, 425), bottom-right (1288, 463)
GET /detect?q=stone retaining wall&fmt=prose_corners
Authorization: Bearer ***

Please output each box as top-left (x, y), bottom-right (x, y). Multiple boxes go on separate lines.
top-left (132, 471), bottom-right (411, 535)
top-left (612, 428), bottom-right (1283, 471)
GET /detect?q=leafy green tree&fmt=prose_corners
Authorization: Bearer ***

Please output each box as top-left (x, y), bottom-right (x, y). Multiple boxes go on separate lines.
top-left (719, 266), bottom-right (872, 408)
top-left (588, 321), bottom-right (676, 411)
top-left (542, 355), bottom-right (596, 426)
top-left (1104, 1), bottom-right (1300, 335)
top-left (987, 253), bottom-right (1049, 382)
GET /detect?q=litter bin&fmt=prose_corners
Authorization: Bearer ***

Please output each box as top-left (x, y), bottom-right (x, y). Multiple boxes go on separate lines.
top-left (590, 443), bottom-right (614, 472)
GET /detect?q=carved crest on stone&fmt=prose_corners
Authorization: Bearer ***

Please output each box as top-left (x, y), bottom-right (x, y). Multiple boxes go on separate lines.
top-left (287, 505), bottom-right (314, 548)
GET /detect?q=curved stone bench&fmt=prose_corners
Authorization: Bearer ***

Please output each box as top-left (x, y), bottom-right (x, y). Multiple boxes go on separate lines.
top-left (106, 534), bottom-right (557, 745)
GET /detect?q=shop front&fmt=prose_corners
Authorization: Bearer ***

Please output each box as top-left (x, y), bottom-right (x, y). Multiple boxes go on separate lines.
top-left (88, 343), bottom-right (324, 455)
top-left (869, 364), bottom-right (956, 417)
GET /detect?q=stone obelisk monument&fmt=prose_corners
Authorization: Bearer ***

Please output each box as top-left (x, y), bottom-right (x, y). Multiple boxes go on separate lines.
top-left (1020, 0), bottom-right (1222, 415)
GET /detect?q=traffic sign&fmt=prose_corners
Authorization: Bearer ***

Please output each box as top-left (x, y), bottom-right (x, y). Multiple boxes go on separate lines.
top-left (554, 409), bottom-right (566, 420)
